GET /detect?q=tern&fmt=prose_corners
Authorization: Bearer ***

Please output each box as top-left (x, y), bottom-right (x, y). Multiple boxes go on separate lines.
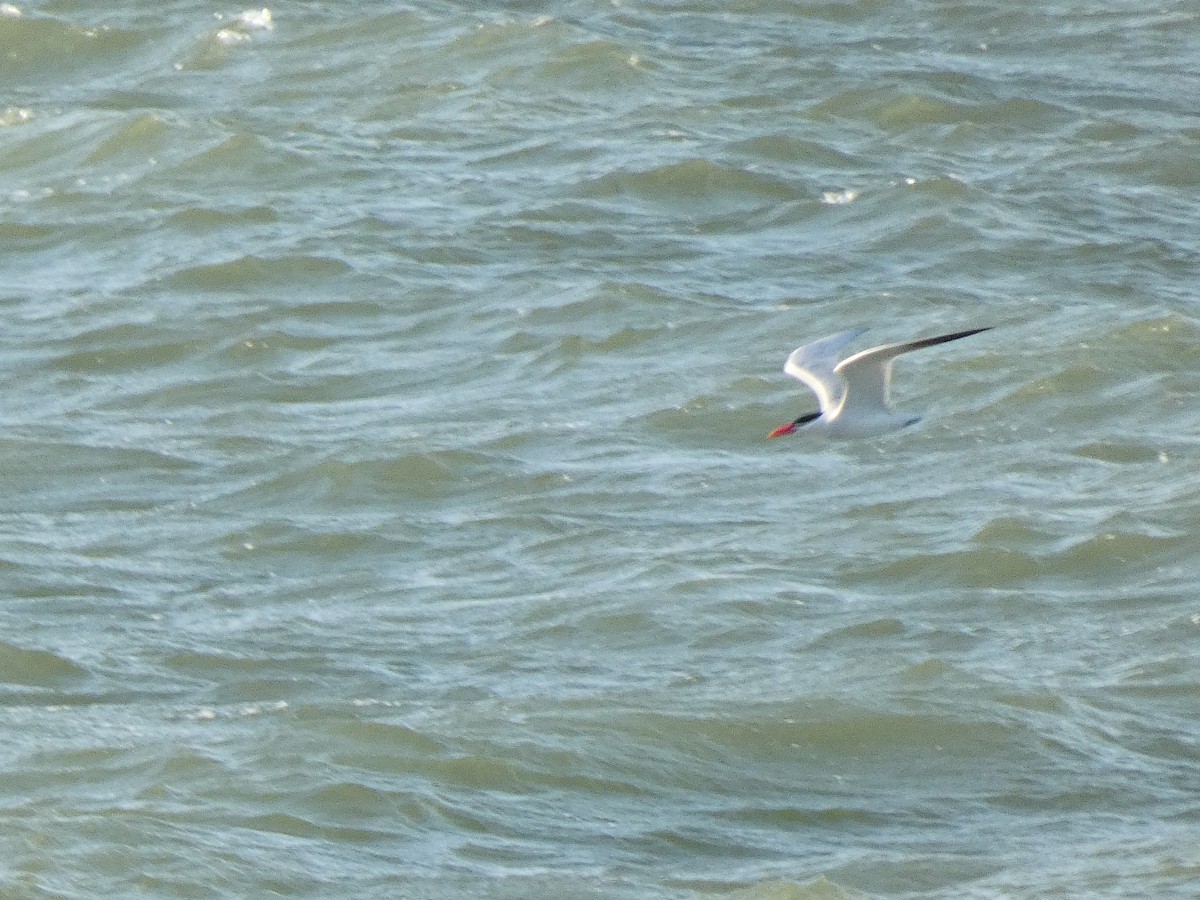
top-left (767, 327), bottom-right (991, 438)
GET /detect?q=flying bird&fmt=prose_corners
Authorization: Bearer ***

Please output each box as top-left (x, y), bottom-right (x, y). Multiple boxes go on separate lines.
top-left (767, 327), bottom-right (991, 438)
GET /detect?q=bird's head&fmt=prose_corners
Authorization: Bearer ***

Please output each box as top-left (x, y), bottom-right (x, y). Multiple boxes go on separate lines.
top-left (767, 411), bottom-right (821, 438)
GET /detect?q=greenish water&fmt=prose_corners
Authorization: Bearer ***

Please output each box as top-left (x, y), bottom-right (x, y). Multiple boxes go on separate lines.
top-left (2, 2), bottom-right (1200, 897)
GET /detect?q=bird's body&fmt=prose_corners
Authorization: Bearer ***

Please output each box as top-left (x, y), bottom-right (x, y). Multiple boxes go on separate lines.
top-left (768, 327), bottom-right (990, 438)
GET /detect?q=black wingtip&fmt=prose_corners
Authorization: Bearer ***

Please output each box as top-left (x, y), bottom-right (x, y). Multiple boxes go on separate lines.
top-left (910, 326), bottom-right (993, 350)
top-left (938, 326), bottom-right (992, 341)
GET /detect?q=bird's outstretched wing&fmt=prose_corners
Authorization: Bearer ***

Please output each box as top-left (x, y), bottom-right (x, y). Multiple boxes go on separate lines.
top-left (782, 328), bottom-right (867, 414)
top-left (835, 327), bottom-right (992, 414)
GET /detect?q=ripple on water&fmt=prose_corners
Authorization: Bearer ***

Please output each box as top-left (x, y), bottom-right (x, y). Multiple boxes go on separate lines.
top-left (0, 641), bottom-right (88, 686)
top-left (157, 253), bottom-right (353, 293)
top-left (576, 158), bottom-right (804, 219)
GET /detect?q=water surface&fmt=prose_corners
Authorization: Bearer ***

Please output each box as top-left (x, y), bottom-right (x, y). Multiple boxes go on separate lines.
top-left (2, 1), bottom-right (1199, 897)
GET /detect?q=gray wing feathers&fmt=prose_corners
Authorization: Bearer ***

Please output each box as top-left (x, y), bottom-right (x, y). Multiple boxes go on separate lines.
top-left (834, 327), bottom-right (992, 413)
top-left (782, 328), bottom-right (867, 413)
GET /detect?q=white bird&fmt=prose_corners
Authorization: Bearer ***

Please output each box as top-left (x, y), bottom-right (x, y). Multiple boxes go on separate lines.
top-left (768, 327), bottom-right (991, 438)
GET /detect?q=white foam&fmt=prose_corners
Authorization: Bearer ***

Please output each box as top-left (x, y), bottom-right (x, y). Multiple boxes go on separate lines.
top-left (214, 7), bottom-right (273, 45)
top-left (821, 189), bottom-right (858, 205)
top-left (215, 28), bottom-right (252, 46)
top-left (1, 107), bottom-right (30, 126)
top-left (237, 7), bottom-right (273, 31)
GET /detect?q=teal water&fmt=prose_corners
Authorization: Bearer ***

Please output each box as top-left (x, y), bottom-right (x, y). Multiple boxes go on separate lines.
top-left (2, 2), bottom-right (1200, 897)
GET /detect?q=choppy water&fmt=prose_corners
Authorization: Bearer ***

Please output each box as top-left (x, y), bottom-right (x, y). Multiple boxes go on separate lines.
top-left (2, 1), bottom-right (1200, 897)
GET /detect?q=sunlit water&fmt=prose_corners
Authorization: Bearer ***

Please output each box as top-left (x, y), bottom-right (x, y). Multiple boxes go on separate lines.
top-left (2, 2), bottom-right (1200, 897)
